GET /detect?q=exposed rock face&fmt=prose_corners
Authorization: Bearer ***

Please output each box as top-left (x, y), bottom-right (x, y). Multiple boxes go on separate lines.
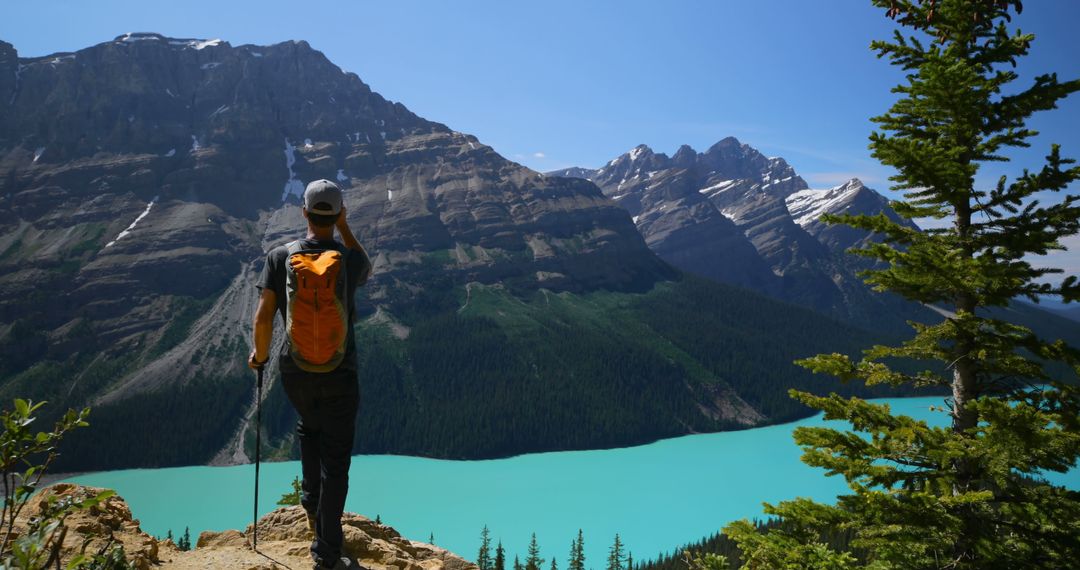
top-left (1, 33), bottom-right (664, 349)
top-left (548, 139), bottom-right (930, 326)
top-left (20, 484), bottom-right (475, 570)
top-left (0, 34), bottom-right (672, 470)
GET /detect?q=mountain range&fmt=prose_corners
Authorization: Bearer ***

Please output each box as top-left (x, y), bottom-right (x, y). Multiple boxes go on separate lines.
top-left (547, 141), bottom-right (932, 332)
top-left (4, 34), bottom-right (1072, 471)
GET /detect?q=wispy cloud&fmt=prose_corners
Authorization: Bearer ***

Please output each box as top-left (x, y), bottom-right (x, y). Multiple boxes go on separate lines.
top-left (754, 141), bottom-right (861, 165)
top-left (533, 152), bottom-right (546, 159)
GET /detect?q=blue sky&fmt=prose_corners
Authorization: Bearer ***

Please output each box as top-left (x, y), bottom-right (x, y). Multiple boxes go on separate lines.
top-left (5, 1), bottom-right (1080, 274)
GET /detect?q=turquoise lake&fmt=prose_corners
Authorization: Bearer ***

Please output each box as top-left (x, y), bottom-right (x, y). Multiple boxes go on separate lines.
top-left (67, 396), bottom-right (1080, 566)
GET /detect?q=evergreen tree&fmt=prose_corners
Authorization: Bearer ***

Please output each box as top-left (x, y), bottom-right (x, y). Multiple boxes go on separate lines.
top-left (165, 529), bottom-right (173, 543)
top-left (277, 475), bottom-right (302, 506)
top-left (514, 555), bottom-right (522, 570)
top-left (551, 558), bottom-right (558, 570)
top-left (626, 552), bottom-right (633, 570)
top-left (606, 534), bottom-right (625, 570)
top-left (478, 525), bottom-right (494, 570)
top-left (526, 533), bottom-right (544, 570)
top-left (568, 529), bottom-right (586, 570)
top-left (725, 1), bottom-right (1080, 569)
top-left (430, 532), bottom-right (436, 545)
top-left (179, 527), bottom-right (192, 552)
top-left (376, 514), bottom-right (381, 525)
top-left (495, 541), bottom-right (506, 570)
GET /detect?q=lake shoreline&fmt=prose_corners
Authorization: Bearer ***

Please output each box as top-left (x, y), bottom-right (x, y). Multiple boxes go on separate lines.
top-left (55, 390), bottom-right (953, 479)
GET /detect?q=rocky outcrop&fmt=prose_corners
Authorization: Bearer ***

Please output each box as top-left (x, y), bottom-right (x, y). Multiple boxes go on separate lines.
top-left (19, 484), bottom-right (164, 570)
top-left (21, 484), bottom-right (477, 570)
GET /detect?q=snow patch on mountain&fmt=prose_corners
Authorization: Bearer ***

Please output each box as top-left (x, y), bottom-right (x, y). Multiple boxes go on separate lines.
top-left (281, 138), bottom-right (304, 202)
top-left (105, 196), bottom-right (158, 248)
top-left (116, 34), bottom-right (223, 51)
top-left (116, 33), bottom-right (162, 43)
top-left (10, 64), bottom-right (25, 105)
top-left (698, 180), bottom-right (736, 196)
top-left (189, 39), bottom-right (223, 50)
top-left (720, 207), bottom-right (744, 223)
top-left (32, 147), bottom-right (45, 163)
top-left (48, 55), bottom-right (75, 67)
top-left (785, 179), bottom-right (865, 228)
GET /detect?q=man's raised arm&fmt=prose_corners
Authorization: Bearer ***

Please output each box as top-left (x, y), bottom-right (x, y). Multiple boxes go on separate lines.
top-left (334, 204), bottom-right (368, 256)
top-left (249, 288), bottom-right (276, 369)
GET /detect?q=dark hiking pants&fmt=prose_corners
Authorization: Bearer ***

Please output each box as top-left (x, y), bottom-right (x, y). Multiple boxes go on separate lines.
top-left (281, 366), bottom-right (360, 567)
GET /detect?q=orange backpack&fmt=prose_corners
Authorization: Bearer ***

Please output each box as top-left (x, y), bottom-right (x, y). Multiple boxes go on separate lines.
top-left (284, 241), bottom-right (349, 372)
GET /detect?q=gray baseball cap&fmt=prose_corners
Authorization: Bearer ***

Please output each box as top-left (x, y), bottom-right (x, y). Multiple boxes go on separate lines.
top-left (303, 179), bottom-right (342, 215)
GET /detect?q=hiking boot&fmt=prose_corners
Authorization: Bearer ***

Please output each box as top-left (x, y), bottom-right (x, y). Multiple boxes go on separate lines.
top-left (314, 556), bottom-right (356, 570)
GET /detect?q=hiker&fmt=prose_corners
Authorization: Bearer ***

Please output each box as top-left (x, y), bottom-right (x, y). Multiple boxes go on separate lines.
top-left (249, 179), bottom-right (372, 570)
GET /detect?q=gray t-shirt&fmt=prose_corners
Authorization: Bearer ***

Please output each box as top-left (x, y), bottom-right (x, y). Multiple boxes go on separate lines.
top-left (257, 238), bottom-right (372, 373)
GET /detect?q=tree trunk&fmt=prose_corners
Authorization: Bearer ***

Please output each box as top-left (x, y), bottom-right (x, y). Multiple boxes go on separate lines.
top-left (951, 196), bottom-right (979, 566)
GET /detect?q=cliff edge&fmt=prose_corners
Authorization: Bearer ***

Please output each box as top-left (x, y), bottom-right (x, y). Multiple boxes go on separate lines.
top-left (20, 484), bottom-right (478, 570)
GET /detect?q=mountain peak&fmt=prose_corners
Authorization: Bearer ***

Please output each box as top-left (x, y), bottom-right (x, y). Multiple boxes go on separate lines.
top-left (836, 177), bottom-right (866, 191)
top-left (706, 136), bottom-right (743, 152)
top-left (627, 144), bottom-right (653, 161)
top-left (672, 144), bottom-right (697, 166)
top-left (786, 178), bottom-right (883, 230)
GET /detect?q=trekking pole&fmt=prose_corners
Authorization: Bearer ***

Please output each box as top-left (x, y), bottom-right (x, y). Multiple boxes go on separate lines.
top-left (253, 364), bottom-right (263, 550)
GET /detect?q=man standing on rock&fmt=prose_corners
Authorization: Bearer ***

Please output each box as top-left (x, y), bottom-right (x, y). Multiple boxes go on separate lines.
top-left (249, 179), bottom-right (372, 570)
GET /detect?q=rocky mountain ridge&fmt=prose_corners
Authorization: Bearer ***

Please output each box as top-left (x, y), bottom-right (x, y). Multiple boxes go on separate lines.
top-left (0, 33), bottom-right (681, 470)
top-left (548, 140), bottom-right (928, 328)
